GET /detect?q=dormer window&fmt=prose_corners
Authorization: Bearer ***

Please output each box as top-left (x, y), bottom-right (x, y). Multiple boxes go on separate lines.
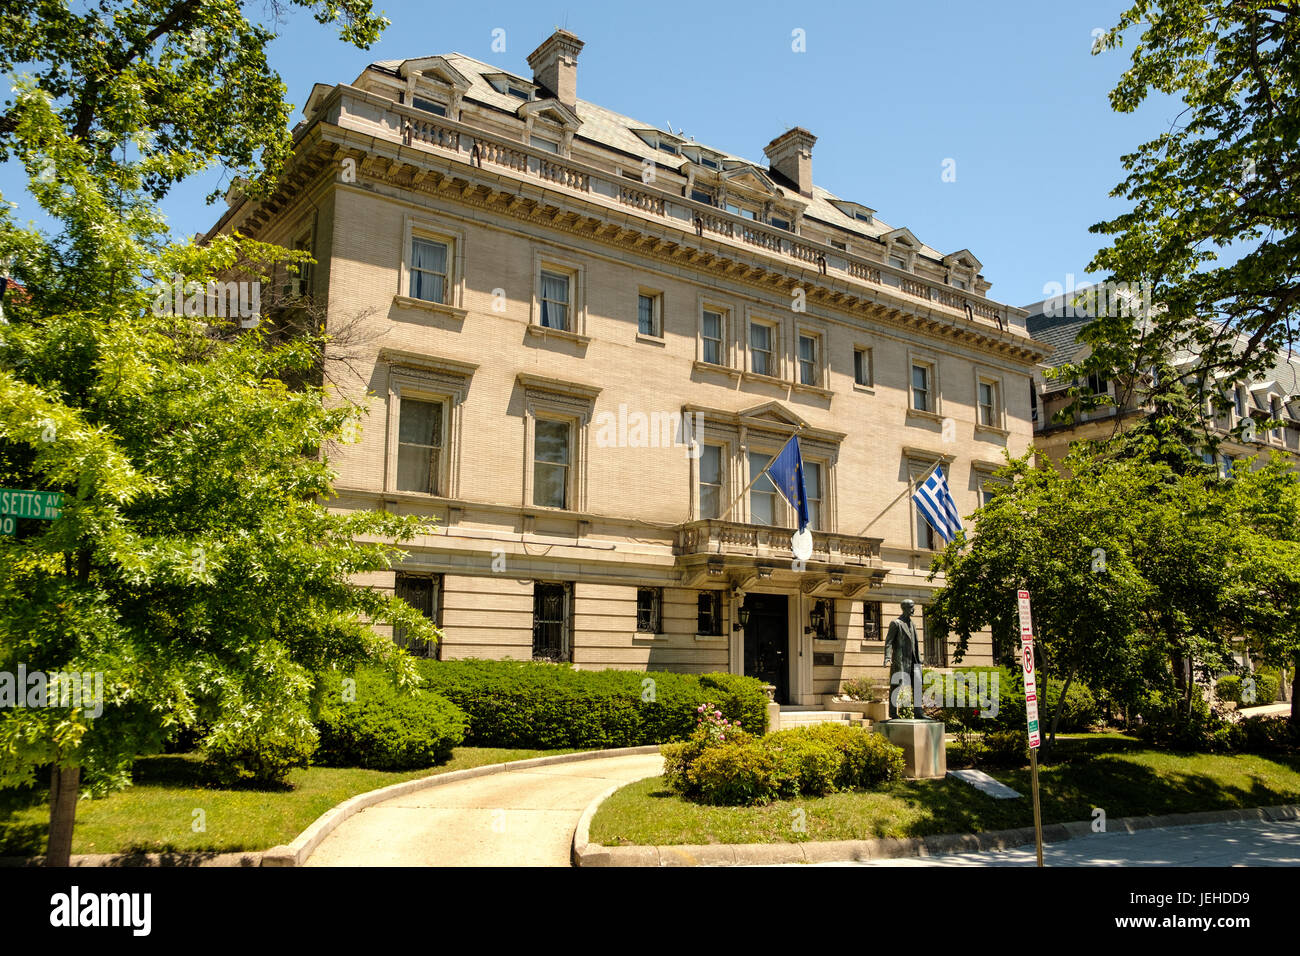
top-left (830, 200), bottom-right (876, 226)
top-left (889, 255), bottom-right (908, 271)
top-left (633, 129), bottom-right (686, 157)
top-left (410, 95), bottom-right (447, 117)
top-left (486, 74), bottom-right (537, 101)
top-left (681, 145), bottom-right (722, 169)
top-left (725, 200), bottom-right (757, 220)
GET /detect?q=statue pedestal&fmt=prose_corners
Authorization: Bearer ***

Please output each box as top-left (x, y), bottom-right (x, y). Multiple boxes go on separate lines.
top-left (875, 719), bottom-right (946, 779)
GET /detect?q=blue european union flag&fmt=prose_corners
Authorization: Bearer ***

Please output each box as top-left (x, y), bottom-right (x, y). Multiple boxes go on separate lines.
top-left (766, 436), bottom-right (810, 532)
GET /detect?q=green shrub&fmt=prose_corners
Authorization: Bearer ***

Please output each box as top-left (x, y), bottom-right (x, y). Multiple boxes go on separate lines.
top-left (796, 723), bottom-right (902, 788)
top-left (690, 743), bottom-right (779, 806)
top-left (201, 708), bottom-right (318, 786)
top-left (699, 673), bottom-right (771, 732)
top-left (839, 678), bottom-right (883, 702)
top-left (764, 730), bottom-right (843, 797)
top-left (1045, 680), bottom-right (1099, 732)
top-left (314, 669), bottom-right (468, 770)
top-left (415, 659), bottom-right (767, 749)
top-left (982, 730), bottom-right (1030, 767)
top-left (1240, 715), bottom-right (1297, 753)
top-left (1215, 675), bottom-right (1243, 704)
top-left (1249, 674), bottom-right (1280, 706)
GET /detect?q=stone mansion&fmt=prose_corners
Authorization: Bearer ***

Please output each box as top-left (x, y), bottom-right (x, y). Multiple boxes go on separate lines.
top-left (205, 29), bottom-right (1047, 705)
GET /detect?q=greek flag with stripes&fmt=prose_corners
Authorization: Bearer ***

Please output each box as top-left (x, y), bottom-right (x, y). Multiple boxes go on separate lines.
top-left (912, 467), bottom-right (963, 545)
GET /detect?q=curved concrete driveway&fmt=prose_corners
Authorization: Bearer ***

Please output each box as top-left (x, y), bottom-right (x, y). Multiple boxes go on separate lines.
top-left (305, 752), bottom-right (663, 866)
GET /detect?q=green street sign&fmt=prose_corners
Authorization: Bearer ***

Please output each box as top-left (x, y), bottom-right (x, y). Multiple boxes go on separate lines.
top-left (0, 489), bottom-right (64, 520)
top-left (0, 515), bottom-right (14, 536)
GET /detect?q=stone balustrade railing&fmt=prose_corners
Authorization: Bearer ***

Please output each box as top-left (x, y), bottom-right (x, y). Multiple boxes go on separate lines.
top-left (358, 88), bottom-right (1025, 335)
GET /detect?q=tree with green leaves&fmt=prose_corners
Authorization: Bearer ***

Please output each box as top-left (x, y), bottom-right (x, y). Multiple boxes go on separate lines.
top-left (0, 0), bottom-right (389, 200)
top-left (927, 449), bottom-right (1151, 751)
top-left (928, 445), bottom-right (1300, 746)
top-left (1080, 1), bottom-right (1300, 447)
top-left (0, 2), bottom-right (440, 867)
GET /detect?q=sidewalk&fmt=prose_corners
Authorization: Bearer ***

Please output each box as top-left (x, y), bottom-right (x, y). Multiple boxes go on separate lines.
top-left (304, 752), bottom-right (663, 866)
top-left (805, 819), bottom-right (1300, 867)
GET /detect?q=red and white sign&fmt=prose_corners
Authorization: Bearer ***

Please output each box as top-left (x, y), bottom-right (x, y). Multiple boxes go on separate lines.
top-left (1017, 590), bottom-right (1041, 749)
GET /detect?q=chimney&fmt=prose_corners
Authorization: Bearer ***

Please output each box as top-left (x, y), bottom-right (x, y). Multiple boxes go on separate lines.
top-left (527, 29), bottom-right (585, 109)
top-left (763, 128), bottom-right (817, 197)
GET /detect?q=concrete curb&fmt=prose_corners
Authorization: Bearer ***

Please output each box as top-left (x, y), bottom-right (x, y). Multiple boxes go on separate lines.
top-left (572, 800), bottom-right (1300, 867)
top-left (2, 746), bottom-right (661, 869)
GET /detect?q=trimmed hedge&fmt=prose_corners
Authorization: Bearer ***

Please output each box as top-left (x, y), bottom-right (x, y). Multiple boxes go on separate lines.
top-left (314, 669), bottom-right (468, 770)
top-left (663, 723), bottom-right (904, 806)
top-left (414, 659), bottom-right (769, 749)
top-left (1216, 673), bottom-right (1280, 706)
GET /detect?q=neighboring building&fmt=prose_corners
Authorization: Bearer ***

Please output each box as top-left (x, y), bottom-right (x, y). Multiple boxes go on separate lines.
top-left (1024, 286), bottom-right (1300, 472)
top-left (204, 29), bottom-right (1046, 704)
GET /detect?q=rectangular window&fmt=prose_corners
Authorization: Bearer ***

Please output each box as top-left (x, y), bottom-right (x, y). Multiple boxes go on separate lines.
top-left (1271, 397), bottom-right (1283, 441)
top-left (1030, 385), bottom-right (1039, 426)
top-left (750, 322), bottom-right (774, 376)
top-left (293, 233), bottom-right (314, 296)
top-left (813, 599), bottom-right (835, 641)
top-left (393, 574), bottom-right (440, 658)
top-left (953, 278), bottom-right (968, 290)
top-left (831, 240), bottom-right (847, 251)
top-left (533, 419), bottom-right (570, 508)
top-left (862, 600), bottom-right (883, 641)
top-left (889, 255), bottom-right (907, 271)
top-left (636, 587), bottom-right (663, 633)
top-left (396, 398), bottom-right (444, 494)
top-left (726, 202), bottom-right (756, 220)
top-left (749, 450), bottom-right (777, 526)
top-left (798, 333), bottom-right (820, 386)
top-left (1086, 372), bottom-right (1109, 396)
top-left (412, 96), bottom-right (447, 116)
top-left (530, 136), bottom-right (559, 154)
top-left (699, 444), bottom-right (723, 519)
top-left (697, 591), bottom-right (723, 636)
top-left (1235, 386), bottom-right (1247, 418)
top-left (409, 237), bottom-right (449, 304)
top-left (922, 607), bottom-right (948, 668)
top-left (539, 270), bottom-right (570, 330)
top-left (508, 85), bottom-right (532, 100)
top-left (638, 292), bottom-right (662, 336)
top-left (701, 309), bottom-right (725, 365)
top-left (532, 582), bottom-right (571, 661)
top-left (912, 363), bottom-right (932, 412)
top-left (854, 347), bottom-right (873, 387)
top-left (690, 188), bottom-right (715, 205)
top-left (804, 460), bottom-right (823, 530)
top-left (770, 216), bottom-right (791, 231)
top-left (978, 380), bottom-right (999, 427)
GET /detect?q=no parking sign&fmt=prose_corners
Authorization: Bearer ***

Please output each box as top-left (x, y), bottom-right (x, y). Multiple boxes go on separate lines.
top-left (1016, 589), bottom-right (1041, 749)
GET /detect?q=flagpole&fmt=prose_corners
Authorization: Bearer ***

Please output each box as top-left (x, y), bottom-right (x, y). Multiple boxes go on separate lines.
top-left (856, 458), bottom-right (944, 537)
top-left (715, 430), bottom-right (802, 523)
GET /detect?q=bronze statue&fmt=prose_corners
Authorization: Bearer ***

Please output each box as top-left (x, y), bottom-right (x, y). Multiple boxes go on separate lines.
top-left (883, 599), bottom-right (922, 719)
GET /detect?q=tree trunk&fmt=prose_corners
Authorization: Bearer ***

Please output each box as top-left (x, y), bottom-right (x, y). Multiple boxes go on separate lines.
top-left (1291, 654), bottom-right (1299, 733)
top-left (1046, 666), bottom-right (1077, 756)
top-left (45, 764), bottom-right (80, 867)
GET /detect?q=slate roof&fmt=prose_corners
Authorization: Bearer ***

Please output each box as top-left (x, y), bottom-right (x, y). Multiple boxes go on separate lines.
top-left (364, 53), bottom-right (949, 263)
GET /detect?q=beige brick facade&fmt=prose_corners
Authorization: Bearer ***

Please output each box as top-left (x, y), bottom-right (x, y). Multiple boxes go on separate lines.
top-left (207, 31), bottom-right (1045, 704)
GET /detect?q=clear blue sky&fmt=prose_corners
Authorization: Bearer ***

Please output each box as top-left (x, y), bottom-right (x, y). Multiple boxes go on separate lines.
top-left (5, 0), bottom-right (1178, 308)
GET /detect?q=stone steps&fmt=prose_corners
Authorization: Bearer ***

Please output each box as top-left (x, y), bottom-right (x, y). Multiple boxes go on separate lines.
top-left (777, 709), bottom-right (873, 731)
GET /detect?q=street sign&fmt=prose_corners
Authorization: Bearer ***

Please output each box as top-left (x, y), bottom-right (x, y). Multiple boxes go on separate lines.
top-left (0, 489), bottom-right (63, 520)
top-left (0, 515), bottom-right (14, 536)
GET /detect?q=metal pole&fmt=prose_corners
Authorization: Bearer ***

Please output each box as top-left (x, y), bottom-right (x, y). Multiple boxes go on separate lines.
top-left (856, 458), bottom-right (943, 536)
top-left (1030, 747), bottom-right (1044, 867)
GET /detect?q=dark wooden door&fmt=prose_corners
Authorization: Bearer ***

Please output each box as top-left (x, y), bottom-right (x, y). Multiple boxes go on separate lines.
top-left (743, 594), bottom-right (789, 704)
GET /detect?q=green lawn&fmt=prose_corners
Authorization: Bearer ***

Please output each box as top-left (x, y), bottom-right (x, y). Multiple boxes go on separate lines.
top-left (590, 735), bottom-right (1300, 846)
top-left (0, 747), bottom-right (577, 858)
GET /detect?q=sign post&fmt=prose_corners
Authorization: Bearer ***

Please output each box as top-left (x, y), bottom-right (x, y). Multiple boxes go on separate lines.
top-left (1017, 588), bottom-right (1044, 867)
top-left (0, 489), bottom-right (65, 535)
